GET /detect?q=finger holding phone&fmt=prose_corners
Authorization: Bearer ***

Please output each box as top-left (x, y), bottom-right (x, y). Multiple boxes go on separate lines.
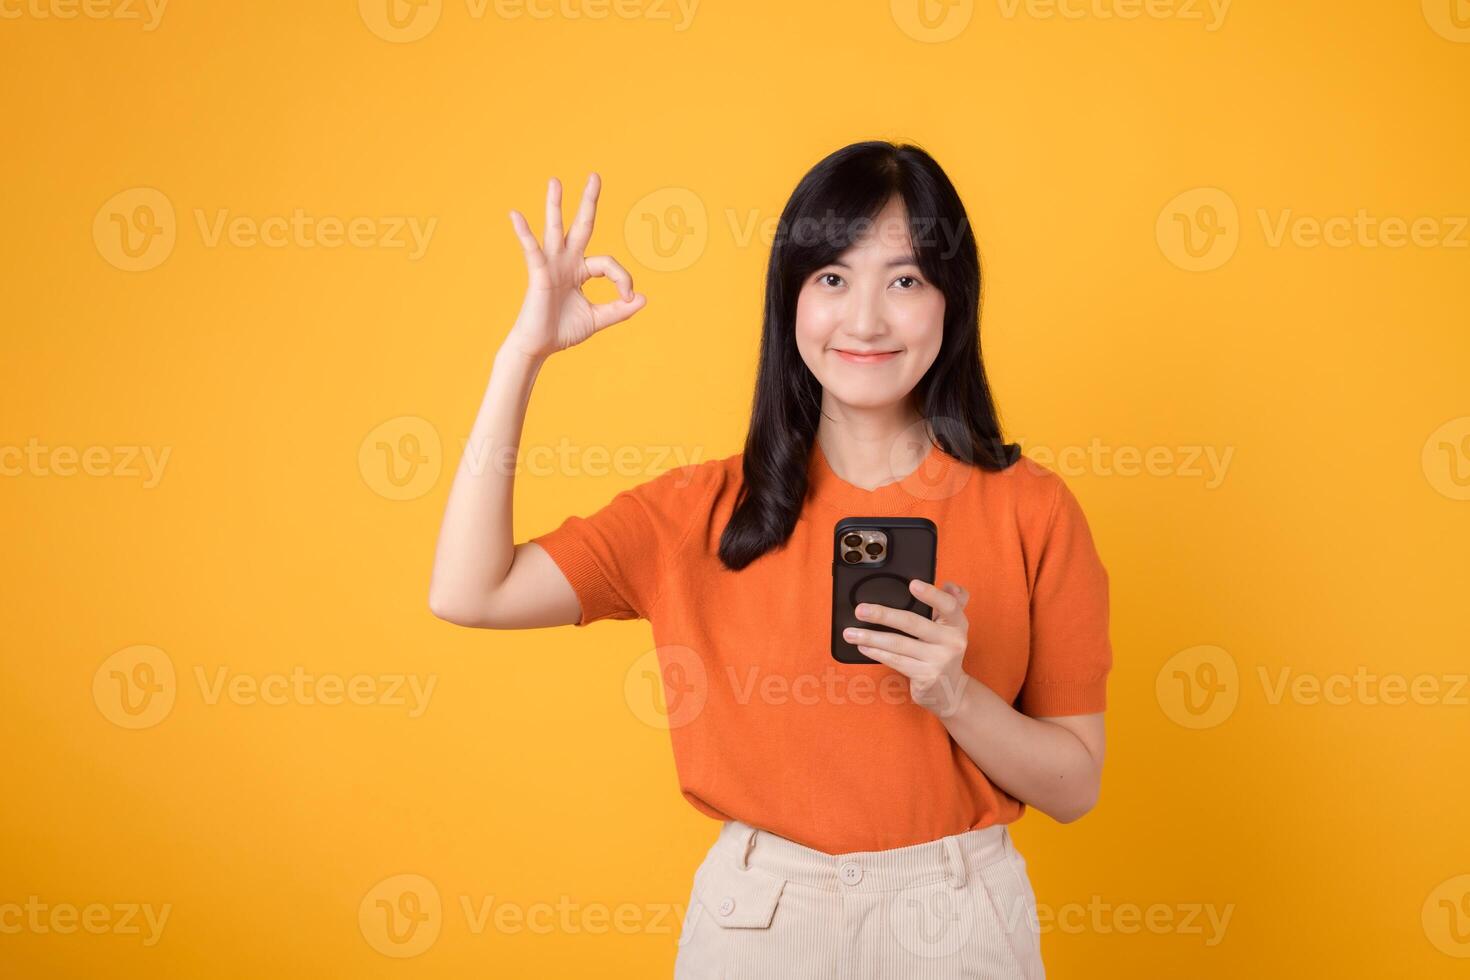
top-left (843, 580), bottom-right (972, 718)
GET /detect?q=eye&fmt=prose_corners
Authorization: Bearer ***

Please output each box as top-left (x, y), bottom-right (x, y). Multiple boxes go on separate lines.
top-left (894, 275), bottom-right (922, 289)
top-left (817, 272), bottom-right (844, 288)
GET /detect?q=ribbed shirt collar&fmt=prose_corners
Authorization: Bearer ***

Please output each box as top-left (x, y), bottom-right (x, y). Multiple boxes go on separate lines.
top-left (805, 436), bottom-right (968, 515)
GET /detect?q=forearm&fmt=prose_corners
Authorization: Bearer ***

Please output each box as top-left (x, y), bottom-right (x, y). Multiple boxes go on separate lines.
top-left (940, 677), bottom-right (1101, 823)
top-left (428, 345), bottom-right (544, 614)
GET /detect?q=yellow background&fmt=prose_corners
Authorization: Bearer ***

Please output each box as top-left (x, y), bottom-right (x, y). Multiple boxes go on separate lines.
top-left (3, 0), bottom-right (1469, 975)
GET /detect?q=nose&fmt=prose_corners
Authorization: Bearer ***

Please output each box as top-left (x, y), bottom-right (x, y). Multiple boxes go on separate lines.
top-left (844, 283), bottom-right (886, 341)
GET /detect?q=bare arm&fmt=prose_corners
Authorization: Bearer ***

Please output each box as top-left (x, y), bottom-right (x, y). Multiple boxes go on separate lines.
top-left (940, 693), bottom-right (1105, 824)
top-left (428, 173), bottom-right (648, 629)
top-left (844, 580), bottom-right (1106, 823)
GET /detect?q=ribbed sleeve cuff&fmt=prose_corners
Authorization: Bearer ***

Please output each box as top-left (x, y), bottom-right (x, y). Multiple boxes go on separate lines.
top-left (1017, 674), bottom-right (1109, 717)
top-left (531, 520), bottom-right (624, 627)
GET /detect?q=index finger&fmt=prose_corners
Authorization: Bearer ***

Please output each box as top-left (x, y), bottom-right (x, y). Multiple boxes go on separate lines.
top-left (910, 579), bottom-right (963, 620)
top-left (855, 602), bottom-right (950, 645)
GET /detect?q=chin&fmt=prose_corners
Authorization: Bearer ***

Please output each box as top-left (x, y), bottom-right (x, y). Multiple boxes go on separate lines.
top-left (826, 383), bottom-right (910, 410)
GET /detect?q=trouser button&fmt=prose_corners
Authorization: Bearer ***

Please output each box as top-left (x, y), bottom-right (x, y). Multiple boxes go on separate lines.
top-left (839, 861), bottom-right (863, 885)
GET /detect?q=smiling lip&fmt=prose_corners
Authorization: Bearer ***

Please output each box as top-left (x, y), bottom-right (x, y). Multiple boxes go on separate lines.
top-left (832, 348), bottom-right (901, 364)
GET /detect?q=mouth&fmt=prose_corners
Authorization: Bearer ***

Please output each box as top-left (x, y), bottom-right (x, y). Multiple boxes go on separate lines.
top-left (831, 348), bottom-right (902, 364)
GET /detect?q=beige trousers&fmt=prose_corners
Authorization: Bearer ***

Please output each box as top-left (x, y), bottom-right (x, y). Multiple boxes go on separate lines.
top-left (673, 819), bottom-right (1045, 979)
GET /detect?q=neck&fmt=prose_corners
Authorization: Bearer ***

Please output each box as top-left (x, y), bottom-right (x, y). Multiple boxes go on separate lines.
top-left (814, 396), bottom-right (930, 492)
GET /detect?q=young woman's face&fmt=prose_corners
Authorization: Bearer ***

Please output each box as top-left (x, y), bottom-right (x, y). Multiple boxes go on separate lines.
top-left (794, 195), bottom-right (946, 414)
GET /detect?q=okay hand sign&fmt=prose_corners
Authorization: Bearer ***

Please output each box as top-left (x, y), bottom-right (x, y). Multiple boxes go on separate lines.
top-left (504, 174), bottom-right (648, 360)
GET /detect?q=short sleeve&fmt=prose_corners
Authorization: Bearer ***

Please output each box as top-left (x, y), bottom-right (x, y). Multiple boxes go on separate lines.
top-left (529, 463), bottom-right (710, 627)
top-left (1017, 477), bottom-right (1113, 716)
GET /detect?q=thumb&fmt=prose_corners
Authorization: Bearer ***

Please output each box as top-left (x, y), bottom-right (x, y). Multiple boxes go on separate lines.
top-left (589, 292), bottom-right (648, 332)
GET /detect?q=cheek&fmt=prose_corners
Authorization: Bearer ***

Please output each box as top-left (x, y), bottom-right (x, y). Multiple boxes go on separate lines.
top-left (894, 294), bottom-right (946, 362)
top-left (793, 292), bottom-right (842, 369)
top-left (794, 290), bottom-right (838, 346)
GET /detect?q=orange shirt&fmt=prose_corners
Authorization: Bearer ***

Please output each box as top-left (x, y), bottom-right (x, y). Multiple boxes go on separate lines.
top-left (531, 439), bottom-right (1112, 854)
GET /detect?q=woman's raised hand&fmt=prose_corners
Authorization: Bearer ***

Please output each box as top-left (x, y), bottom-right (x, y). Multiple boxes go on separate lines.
top-left (504, 174), bottom-right (648, 360)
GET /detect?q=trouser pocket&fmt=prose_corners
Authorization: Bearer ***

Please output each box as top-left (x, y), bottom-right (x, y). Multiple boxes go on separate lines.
top-left (965, 834), bottom-right (1044, 979)
top-left (673, 854), bottom-right (788, 980)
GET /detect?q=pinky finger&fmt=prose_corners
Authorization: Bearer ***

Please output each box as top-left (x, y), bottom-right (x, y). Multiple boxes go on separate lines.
top-left (589, 292), bottom-right (648, 331)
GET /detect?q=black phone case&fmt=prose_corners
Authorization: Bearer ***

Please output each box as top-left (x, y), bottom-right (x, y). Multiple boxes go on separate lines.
top-left (830, 516), bottom-right (938, 664)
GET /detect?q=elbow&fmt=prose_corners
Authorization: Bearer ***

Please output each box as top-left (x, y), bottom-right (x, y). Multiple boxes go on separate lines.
top-left (1054, 783), bottom-right (1101, 825)
top-left (428, 588), bottom-right (492, 628)
top-left (1046, 775), bottom-right (1105, 822)
top-left (1053, 803), bottom-right (1091, 825)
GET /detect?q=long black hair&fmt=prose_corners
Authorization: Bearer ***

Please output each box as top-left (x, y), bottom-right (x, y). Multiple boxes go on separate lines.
top-left (717, 140), bottom-right (1021, 571)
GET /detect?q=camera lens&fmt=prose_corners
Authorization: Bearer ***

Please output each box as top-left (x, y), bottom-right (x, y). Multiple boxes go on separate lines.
top-left (843, 550), bottom-right (863, 564)
top-left (843, 533), bottom-right (863, 548)
top-left (864, 542), bottom-right (883, 556)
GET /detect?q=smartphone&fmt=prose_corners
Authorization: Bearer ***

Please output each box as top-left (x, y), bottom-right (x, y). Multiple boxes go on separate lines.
top-left (830, 516), bottom-right (938, 664)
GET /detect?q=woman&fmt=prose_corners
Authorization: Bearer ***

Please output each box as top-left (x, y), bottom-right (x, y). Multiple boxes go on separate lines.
top-left (429, 141), bottom-right (1111, 979)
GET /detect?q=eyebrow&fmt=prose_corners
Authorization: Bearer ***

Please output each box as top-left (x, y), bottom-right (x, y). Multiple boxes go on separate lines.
top-left (826, 255), bottom-right (920, 269)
